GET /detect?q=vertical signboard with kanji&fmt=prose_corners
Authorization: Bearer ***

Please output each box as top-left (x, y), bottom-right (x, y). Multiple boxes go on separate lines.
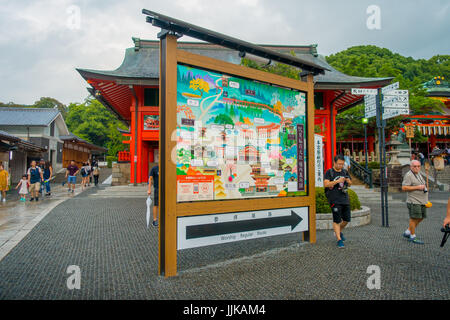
top-left (314, 134), bottom-right (324, 187)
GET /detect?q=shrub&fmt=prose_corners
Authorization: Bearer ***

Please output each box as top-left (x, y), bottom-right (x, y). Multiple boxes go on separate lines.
top-left (315, 187), bottom-right (361, 213)
top-left (315, 187), bottom-right (332, 213)
top-left (348, 189), bottom-right (361, 211)
top-left (106, 156), bottom-right (117, 168)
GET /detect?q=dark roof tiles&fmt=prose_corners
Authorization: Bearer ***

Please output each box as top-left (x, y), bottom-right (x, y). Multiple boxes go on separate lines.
top-left (0, 108), bottom-right (60, 126)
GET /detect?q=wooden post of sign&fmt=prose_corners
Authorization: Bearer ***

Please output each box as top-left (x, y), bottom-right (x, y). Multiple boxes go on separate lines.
top-left (159, 33), bottom-right (178, 277)
top-left (406, 125), bottom-right (414, 159)
top-left (409, 138), bottom-right (412, 158)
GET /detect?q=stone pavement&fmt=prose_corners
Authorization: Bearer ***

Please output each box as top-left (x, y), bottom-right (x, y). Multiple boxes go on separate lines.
top-left (0, 183), bottom-right (91, 261)
top-left (0, 168), bottom-right (112, 261)
top-left (0, 184), bottom-right (448, 300)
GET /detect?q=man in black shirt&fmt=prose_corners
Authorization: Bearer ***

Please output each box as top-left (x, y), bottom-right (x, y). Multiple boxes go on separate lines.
top-left (147, 165), bottom-right (159, 227)
top-left (324, 154), bottom-right (352, 248)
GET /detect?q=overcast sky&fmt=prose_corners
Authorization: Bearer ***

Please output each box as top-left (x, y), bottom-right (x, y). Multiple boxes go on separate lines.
top-left (0, 0), bottom-right (448, 105)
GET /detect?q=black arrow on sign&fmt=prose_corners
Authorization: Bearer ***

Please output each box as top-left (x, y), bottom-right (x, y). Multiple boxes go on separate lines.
top-left (186, 210), bottom-right (303, 239)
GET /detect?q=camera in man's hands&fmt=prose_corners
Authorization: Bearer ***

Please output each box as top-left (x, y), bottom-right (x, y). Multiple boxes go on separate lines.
top-left (440, 224), bottom-right (450, 247)
top-left (423, 186), bottom-right (428, 193)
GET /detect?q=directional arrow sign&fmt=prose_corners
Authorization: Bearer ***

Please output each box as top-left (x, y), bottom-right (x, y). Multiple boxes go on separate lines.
top-left (383, 108), bottom-right (409, 120)
top-left (381, 82), bottom-right (399, 94)
top-left (365, 110), bottom-right (376, 118)
top-left (352, 88), bottom-right (378, 95)
top-left (365, 95), bottom-right (376, 106)
top-left (177, 207), bottom-right (309, 250)
top-left (384, 102), bottom-right (409, 109)
top-left (383, 89), bottom-right (408, 96)
top-left (383, 95), bottom-right (409, 104)
top-left (365, 105), bottom-right (376, 112)
top-left (364, 95), bottom-right (377, 117)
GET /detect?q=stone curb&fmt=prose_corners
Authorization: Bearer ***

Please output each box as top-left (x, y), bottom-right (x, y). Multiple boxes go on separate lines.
top-left (315, 205), bottom-right (371, 230)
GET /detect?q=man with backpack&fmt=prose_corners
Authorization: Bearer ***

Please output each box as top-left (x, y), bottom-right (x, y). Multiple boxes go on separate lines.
top-left (324, 154), bottom-right (352, 248)
top-left (27, 160), bottom-right (44, 201)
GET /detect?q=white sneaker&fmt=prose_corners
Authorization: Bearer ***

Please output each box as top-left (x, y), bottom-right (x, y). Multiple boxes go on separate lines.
top-left (2, 198), bottom-right (5, 202)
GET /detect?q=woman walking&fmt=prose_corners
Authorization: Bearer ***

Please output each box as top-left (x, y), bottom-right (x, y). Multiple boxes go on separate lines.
top-left (344, 149), bottom-right (351, 171)
top-left (92, 165), bottom-right (100, 186)
top-left (80, 162), bottom-right (89, 190)
top-left (43, 161), bottom-right (53, 196)
top-left (0, 163), bottom-right (9, 203)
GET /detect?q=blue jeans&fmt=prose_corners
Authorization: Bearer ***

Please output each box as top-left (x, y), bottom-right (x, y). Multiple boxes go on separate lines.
top-left (40, 180), bottom-right (51, 193)
top-left (68, 176), bottom-right (76, 184)
top-left (43, 180), bottom-right (51, 193)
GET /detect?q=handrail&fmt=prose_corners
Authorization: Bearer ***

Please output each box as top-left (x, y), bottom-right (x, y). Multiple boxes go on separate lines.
top-left (349, 158), bottom-right (373, 188)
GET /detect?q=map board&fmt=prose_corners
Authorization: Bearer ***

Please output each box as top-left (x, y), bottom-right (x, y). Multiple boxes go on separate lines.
top-left (176, 64), bottom-right (308, 202)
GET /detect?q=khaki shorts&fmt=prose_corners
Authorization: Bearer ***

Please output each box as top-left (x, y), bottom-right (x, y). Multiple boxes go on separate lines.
top-left (407, 202), bottom-right (427, 219)
top-left (29, 182), bottom-right (40, 193)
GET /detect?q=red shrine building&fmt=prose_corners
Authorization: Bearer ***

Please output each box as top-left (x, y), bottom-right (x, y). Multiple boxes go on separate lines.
top-left (403, 76), bottom-right (450, 154)
top-left (77, 38), bottom-right (392, 184)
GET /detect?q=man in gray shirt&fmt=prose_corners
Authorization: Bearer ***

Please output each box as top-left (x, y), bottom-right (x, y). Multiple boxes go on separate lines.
top-left (401, 160), bottom-right (428, 244)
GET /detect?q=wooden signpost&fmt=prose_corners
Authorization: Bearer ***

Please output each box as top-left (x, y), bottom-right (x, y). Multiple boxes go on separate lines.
top-left (406, 125), bottom-right (414, 158)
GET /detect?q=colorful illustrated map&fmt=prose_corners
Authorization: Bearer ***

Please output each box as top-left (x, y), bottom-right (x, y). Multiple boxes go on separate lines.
top-left (176, 64), bottom-right (308, 202)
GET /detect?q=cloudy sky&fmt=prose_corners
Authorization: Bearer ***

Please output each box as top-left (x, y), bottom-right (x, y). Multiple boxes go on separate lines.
top-left (0, 0), bottom-right (448, 105)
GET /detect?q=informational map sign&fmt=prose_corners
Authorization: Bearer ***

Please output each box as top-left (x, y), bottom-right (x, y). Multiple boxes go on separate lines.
top-left (177, 207), bottom-right (309, 250)
top-left (176, 64), bottom-right (308, 202)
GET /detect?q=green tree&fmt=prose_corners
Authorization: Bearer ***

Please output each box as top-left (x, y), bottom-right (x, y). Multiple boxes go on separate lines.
top-left (213, 113), bottom-right (234, 125)
top-left (33, 97), bottom-right (68, 118)
top-left (242, 45), bottom-right (448, 142)
top-left (65, 99), bottom-right (128, 156)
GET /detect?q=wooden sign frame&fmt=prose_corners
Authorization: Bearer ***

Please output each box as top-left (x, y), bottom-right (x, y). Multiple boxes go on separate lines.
top-left (159, 34), bottom-right (316, 277)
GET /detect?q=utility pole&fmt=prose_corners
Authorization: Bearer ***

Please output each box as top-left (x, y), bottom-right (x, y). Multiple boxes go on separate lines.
top-left (362, 117), bottom-right (369, 171)
top-left (376, 88), bottom-right (386, 227)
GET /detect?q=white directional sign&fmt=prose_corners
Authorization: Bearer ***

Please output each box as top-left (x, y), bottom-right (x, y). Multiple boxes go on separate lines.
top-left (314, 134), bottom-right (324, 187)
top-left (384, 102), bottom-right (409, 109)
top-left (357, 83), bottom-right (409, 119)
top-left (384, 90), bottom-right (408, 96)
top-left (352, 88), bottom-right (378, 95)
top-left (383, 95), bottom-right (409, 105)
top-left (365, 110), bottom-right (376, 118)
top-left (381, 82), bottom-right (399, 94)
top-left (177, 207), bottom-right (309, 250)
top-left (364, 95), bottom-right (377, 118)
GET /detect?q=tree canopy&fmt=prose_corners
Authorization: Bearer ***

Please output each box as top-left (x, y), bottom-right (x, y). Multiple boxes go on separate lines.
top-left (327, 45), bottom-right (448, 138)
top-left (242, 45), bottom-right (449, 139)
top-left (65, 98), bottom-right (128, 156)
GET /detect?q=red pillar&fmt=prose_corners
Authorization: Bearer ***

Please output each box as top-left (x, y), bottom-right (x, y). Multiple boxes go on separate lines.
top-left (429, 134), bottom-right (437, 149)
top-left (368, 135), bottom-right (375, 153)
top-left (130, 101), bottom-right (137, 184)
top-left (149, 148), bottom-right (154, 163)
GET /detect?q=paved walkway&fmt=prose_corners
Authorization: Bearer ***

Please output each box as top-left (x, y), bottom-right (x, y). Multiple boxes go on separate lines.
top-left (0, 185), bottom-right (448, 300)
top-left (0, 168), bottom-right (112, 261)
